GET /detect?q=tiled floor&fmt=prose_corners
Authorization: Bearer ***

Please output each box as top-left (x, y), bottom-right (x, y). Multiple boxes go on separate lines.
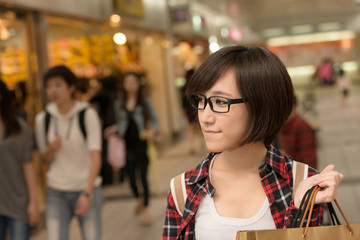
top-left (31, 85), bottom-right (360, 240)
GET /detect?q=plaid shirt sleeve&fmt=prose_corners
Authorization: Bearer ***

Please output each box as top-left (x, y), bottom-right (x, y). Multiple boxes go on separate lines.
top-left (163, 190), bottom-right (183, 240)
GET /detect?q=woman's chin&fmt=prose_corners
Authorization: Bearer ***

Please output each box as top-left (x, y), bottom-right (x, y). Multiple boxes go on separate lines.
top-left (206, 143), bottom-right (223, 153)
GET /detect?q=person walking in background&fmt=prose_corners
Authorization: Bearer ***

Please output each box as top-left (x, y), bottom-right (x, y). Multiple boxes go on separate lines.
top-left (90, 76), bottom-right (119, 186)
top-left (278, 96), bottom-right (318, 169)
top-left (0, 80), bottom-right (38, 240)
top-left (34, 65), bottom-right (103, 240)
top-left (181, 69), bottom-right (204, 155)
top-left (337, 69), bottom-right (352, 106)
top-left (163, 45), bottom-right (343, 240)
top-left (317, 58), bottom-right (335, 86)
top-left (113, 72), bottom-right (159, 226)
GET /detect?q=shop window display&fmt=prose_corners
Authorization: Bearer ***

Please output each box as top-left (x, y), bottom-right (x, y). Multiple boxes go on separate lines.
top-left (0, 11), bottom-right (28, 88)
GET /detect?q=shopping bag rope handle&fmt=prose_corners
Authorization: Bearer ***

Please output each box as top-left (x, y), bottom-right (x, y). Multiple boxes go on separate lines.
top-left (299, 186), bottom-right (320, 228)
top-left (301, 185), bottom-right (354, 237)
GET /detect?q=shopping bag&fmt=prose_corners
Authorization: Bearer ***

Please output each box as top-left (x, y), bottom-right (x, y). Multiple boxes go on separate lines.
top-left (107, 133), bottom-right (126, 169)
top-left (236, 185), bottom-right (360, 240)
top-left (236, 225), bottom-right (360, 240)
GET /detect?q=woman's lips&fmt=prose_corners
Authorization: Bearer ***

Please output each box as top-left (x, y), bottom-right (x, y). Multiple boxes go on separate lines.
top-left (203, 130), bottom-right (221, 136)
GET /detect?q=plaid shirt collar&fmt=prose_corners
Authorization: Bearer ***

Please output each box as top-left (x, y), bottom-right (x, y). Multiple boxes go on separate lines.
top-left (187, 145), bottom-right (289, 189)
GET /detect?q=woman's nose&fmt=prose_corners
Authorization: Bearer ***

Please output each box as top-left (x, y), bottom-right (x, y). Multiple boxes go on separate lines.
top-left (198, 102), bottom-right (215, 124)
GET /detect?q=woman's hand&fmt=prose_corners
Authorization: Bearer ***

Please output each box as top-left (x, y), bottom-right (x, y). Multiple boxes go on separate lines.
top-left (27, 202), bottom-right (39, 227)
top-left (75, 194), bottom-right (91, 216)
top-left (104, 125), bottom-right (119, 139)
top-left (294, 164), bottom-right (343, 208)
top-left (145, 128), bottom-right (156, 142)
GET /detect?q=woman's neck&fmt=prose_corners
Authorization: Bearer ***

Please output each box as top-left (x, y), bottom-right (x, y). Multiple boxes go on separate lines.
top-left (214, 142), bottom-right (267, 175)
top-left (57, 99), bottom-right (74, 115)
top-left (127, 92), bottom-right (138, 101)
top-left (125, 93), bottom-right (138, 111)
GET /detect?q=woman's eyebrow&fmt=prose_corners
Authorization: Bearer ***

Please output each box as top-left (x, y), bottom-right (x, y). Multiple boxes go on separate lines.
top-left (208, 90), bottom-right (233, 97)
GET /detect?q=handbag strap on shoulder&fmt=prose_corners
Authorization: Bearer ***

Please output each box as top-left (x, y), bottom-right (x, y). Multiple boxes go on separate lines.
top-left (170, 172), bottom-right (187, 217)
top-left (292, 160), bottom-right (308, 194)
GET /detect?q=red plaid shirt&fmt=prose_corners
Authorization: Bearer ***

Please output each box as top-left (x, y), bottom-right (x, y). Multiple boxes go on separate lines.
top-left (163, 145), bottom-right (323, 240)
top-left (279, 113), bottom-right (317, 169)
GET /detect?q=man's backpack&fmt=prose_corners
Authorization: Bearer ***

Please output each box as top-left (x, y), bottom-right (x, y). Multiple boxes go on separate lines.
top-left (44, 108), bottom-right (87, 143)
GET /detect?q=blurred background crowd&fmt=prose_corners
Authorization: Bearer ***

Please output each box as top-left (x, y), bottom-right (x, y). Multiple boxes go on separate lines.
top-left (1, 0), bottom-right (360, 239)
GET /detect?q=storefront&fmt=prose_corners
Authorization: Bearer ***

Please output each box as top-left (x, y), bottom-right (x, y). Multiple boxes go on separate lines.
top-left (0, 10), bottom-right (28, 86)
top-left (0, 0), bottom-right (181, 220)
top-left (0, 0), bottom-right (183, 142)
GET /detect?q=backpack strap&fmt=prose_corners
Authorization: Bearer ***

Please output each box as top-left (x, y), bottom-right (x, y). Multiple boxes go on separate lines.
top-left (44, 111), bottom-right (51, 144)
top-left (44, 109), bottom-right (88, 144)
top-left (78, 108), bottom-right (87, 141)
top-left (170, 172), bottom-right (187, 217)
top-left (292, 160), bottom-right (309, 194)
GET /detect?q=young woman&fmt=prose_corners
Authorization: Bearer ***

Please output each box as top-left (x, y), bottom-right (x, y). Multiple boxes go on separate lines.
top-left (163, 45), bottom-right (343, 240)
top-left (35, 65), bottom-right (103, 240)
top-left (113, 72), bottom-right (159, 226)
top-left (0, 80), bottom-right (38, 240)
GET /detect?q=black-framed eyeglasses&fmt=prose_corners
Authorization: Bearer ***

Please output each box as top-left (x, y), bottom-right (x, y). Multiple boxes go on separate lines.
top-left (190, 94), bottom-right (245, 113)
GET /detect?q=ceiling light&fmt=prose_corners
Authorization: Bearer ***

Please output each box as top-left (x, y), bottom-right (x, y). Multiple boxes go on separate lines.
top-left (229, 28), bottom-right (243, 41)
top-left (318, 22), bottom-right (341, 32)
top-left (145, 36), bottom-right (154, 45)
top-left (267, 30), bottom-right (355, 46)
top-left (262, 28), bottom-right (286, 38)
top-left (220, 28), bottom-right (229, 38)
top-left (208, 35), bottom-right (217, 43)
top-left (0, 20), bottom-right (10, 40)
top-left (113, 32), bottom-right (126, 45)
top-left (110, 14), bottom-right (121, 24)
top-left (290, 24), bottom-right (313, 34)
top-left (209, 42), bottom-right (220, 53)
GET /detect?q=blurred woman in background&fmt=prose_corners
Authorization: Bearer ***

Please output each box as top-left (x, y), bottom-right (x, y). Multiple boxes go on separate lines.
top-left (114, 72), bottom-right (159, 226)
top-left (0, 80), bottom-right (38, 240)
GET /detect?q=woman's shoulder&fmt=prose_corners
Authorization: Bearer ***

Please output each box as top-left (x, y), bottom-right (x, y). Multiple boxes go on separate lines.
top-left (16, 117), bottom-right (29, 128)
top-left (267, 145), bottom-right (293, 170)
top-left (266, 145), bottom-right (317, 181)
top-left (114, 98), bottom-right (123, 104)
top-left (179, 153), bottom-right (214, 186)
top-left (15, 117), bottom-right (32, 138)
top-left (273, 147), bottom-right (319, 179)
top-left (114, 98), bottom-right (124, 108)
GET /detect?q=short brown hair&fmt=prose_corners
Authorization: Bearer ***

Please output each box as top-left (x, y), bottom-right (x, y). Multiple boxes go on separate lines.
top-left (43, 65), bottom-right (77, 87)
top-left (186, 45), bottom-right (294, 146)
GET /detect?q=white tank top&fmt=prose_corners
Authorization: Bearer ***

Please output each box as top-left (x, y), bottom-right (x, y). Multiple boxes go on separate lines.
top-left (195, 156), bottom-right (276, 240)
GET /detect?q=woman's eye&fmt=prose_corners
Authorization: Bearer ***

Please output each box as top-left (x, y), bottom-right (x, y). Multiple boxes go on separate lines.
top-left (215, 99), bottom-right (227, 105)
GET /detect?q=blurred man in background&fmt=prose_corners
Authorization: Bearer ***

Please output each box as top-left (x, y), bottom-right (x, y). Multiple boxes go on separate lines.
top-left (278, 96), bottom-right (317, 169)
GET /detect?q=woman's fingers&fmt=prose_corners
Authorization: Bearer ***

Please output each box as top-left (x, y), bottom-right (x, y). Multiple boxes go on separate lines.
top-left (313, 170), bottom-right (343, 204)
top-left (321, 164), bottom-right (334, 172)
top-left (294, 164), bottom-right (343, 207)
